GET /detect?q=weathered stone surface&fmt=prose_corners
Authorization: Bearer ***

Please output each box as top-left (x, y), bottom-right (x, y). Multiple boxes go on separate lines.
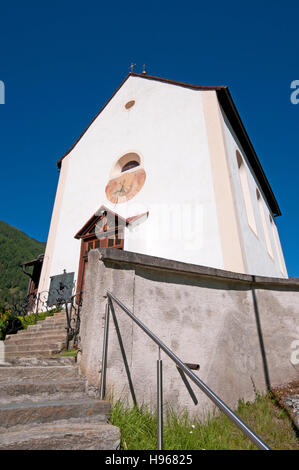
top-left (283, 395), bottom-right (299, 429)
top-left (1, 356), bottom-right (75, 366)
top-left (25, 325), bottom-right (65, 331)
top-left (0, 309), bottom-right (120, 450)
top-left (0, 379), bottom-right (87, 404)
top-left (79, 248), bottom-right (299, 417)
top-left (4, 334), bottom-right (66, 344)
top-left (0, 422), bottom-right (120, 450)
top-left (0, 365), bottom-right (80, 382)
top-left (5, 350), bottom-right (63, 359)
top-left (0, 398), bottom-right (110, 428)
top-left (5, 342), bottom-right (65, 352)
top-left (3, 311), bottom-right (68, 361)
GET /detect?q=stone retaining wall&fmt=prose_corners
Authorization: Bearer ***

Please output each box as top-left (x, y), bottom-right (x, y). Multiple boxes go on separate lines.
top-left (79, 248), bottom-right (299, 417)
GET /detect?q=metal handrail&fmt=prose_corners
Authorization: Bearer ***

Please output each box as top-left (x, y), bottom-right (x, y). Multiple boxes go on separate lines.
top-left (102, 291), bottom-right (271, 450)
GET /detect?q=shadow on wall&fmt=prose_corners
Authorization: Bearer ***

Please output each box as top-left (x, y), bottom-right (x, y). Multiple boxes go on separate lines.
top-left (79, 248), bottom-right (299, 414)
top-left (104, 256), bottom-right (298, 395)
top-left (251, 284), bottom-right (271, 391)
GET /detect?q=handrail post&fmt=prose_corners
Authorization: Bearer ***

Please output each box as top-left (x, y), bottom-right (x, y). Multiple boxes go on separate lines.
top-left (100, 302), bottom-right (110, 400)
top-left (157, 347), bottom-right (163, 450)
top-left (176, 366), bottom-right (198, 405)
top-left (107, 291), bottom-right (271, 450)
top-left (108, 296), bottom-right (137, 407)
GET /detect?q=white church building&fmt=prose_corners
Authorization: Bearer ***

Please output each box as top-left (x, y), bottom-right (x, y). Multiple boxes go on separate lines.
top-left (37, 72), bottom-right (288, 301)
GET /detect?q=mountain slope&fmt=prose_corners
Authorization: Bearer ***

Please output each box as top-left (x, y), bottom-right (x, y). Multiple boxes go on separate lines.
top-left (0, 221), bottom-right (46, 304)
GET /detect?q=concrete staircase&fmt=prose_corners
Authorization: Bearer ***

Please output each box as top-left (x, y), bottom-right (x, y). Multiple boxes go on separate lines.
top-left (0, 313), bottom-right (120, 450)
top-left (3, 311), bottom-right (68, 361)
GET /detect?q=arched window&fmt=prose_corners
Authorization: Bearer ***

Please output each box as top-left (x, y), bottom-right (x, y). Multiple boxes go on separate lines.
top-left (236, 151), bottom-right (257, 234)
top-left (269, 215), bottom-right (285, 274)
top-left (109, 152), bottom-right (142, 179)
top-left (256, 189), bottom-right (273, 258)
top-left (121, 160), bottom-right (140, 172)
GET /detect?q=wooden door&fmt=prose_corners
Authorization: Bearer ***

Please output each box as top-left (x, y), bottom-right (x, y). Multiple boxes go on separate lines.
top-left (76, 230), bottom-right (124, 300)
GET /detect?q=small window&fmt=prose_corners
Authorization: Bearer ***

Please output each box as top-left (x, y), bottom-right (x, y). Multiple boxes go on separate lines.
top-left (121, 160), bottom-right (139, 172)
top-left (109, 152), bottom-right (142, 179)
top-left (125, 100), bottom-right (135, 110)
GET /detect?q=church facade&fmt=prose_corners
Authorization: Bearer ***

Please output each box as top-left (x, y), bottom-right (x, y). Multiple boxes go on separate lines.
top-left (37, 73), bottom-right (288, 299)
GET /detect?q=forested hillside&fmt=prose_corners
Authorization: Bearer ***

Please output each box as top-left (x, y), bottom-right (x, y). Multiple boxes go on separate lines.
top-left (0, 221), bottom-right (45, 304)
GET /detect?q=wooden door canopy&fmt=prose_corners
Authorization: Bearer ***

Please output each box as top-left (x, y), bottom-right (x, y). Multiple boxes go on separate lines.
top-left (74, 205), bottom-right (149, 241)
top-left (74, 206), bottom-right (148, 298)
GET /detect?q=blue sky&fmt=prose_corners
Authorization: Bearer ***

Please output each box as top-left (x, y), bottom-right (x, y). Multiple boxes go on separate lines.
top-left (0, 1), bottom-right (298, 275)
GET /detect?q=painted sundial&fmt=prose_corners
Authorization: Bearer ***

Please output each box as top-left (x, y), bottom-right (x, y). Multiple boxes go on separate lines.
top-left (105, 164), bottom-right (146, 204)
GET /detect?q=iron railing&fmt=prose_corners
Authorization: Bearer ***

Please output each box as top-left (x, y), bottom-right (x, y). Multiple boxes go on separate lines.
top-left (2, 288), bottom-right (83, 350)
top-left (63, 291), bottom-right (83, 350)
top-left (32, 289), bottom-right (83, 350)
top-left (100, 291), bottom-right (271, 450)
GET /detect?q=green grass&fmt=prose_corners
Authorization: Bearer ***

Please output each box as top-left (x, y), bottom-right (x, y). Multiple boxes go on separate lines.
top-left (20, 307), bottom-right (62, 330)
top-left (109, 392), bottom-right (299, 450)
top-left (52, 349), bottom-right (78, 357)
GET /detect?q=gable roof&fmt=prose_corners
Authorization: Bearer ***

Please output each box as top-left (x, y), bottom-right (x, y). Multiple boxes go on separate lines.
top-left (74, 205), bottom-right (149, 239)
top-left (57, 73), bottom-right (281, 217)
top-left (74, 205), bottom-right (125, 239)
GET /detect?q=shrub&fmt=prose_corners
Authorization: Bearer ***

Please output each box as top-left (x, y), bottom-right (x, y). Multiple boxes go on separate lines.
top-left (0, 306), bottom-right (62, 340)
top-left (0, 308), bottom-right (19, 341)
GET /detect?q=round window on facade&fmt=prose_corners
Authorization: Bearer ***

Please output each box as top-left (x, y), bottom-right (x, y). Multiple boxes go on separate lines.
top-left (125, 100), bottom-right (135, 110)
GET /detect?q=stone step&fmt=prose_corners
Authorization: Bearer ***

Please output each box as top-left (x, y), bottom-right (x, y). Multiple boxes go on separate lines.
top-left (7, 325), bottom-right (65, 334)
top-left (4, 349), bottom-right (63, 360)
top-left (0, 364), bottom-right (79, 382)
top-left (4, 342), bottom-right (65, 353)
top-left (28, 318), bottom-right (65, 325)
top-left (0, 421), bottom-right (120, 450)
top-left (0, 398), bottom-right (110, 428)
top-left (3, 342), bottom-right (65, 352)
top-left (20, 330), bottom-right (66, 337)
top-left (0, 379), bottom-right (87, 404)
top-left (25, 329), bottom-right (66, 336)
top-left (45, 312), bottom-right (65, 317)
top-left (42, 321), bottom-right (67, 327)
top-left (5, 338), bottom-right (65, 348)
top-left (17, 314), bottom-right (66, 326)
top-left (4, 334), bottom-right (66, 344)
top-left (41, 324), bottom-right (67, 330)
top-left (7, 326), bottom-right (66, 335)
top-left (40, 318), bottom-right (66, 324)
top-left (3, 356), bottom-right (76, 367)
top-left (26, 324), bottom-right (66, 331)
top-left (43, 317), bottom-right (67, 323)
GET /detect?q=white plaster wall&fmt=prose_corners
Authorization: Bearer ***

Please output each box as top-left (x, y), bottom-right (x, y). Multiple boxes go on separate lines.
top-left (42, 76), bottom-right (223, 291)
top-left (220, 107), bottom-right (288, 278)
